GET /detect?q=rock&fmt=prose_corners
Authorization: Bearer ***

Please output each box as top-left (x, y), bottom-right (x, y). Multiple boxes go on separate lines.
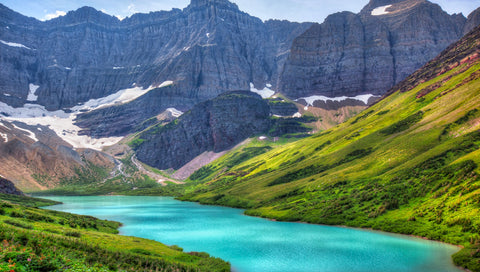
top-left (0, 119), bottom-right (115, 191)
top-left (134, 91), bottom-right (271, 170)
top-left (0, 1), bottom-right (311, 111)
top-left (268, 99), bottom-right (299, 116)
top-left (279, 0), bottom-right (469, 99)
top-left (465, 7), bottom-right (480, 35)
top-left (0, 177), bottom-right (23, 195)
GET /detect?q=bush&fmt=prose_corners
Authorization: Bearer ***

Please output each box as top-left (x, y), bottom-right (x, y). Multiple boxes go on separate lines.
top-left (4, 219), bottom-right (33, 229)
top-left (65, 231), bottom-right (82, 238)
top-left (380, 111), bottom-right (424, 135)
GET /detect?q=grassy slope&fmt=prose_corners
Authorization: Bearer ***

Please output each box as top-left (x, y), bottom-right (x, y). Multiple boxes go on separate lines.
top-left (180, 32), bottom-right (480, 270)
top-left (0, 194), bottom-right (230, 272)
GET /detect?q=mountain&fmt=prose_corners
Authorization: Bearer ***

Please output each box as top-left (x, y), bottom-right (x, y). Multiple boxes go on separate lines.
top-left (0, 177), bottom-right (23, 195)
top-left (132, 91), bottom-right (271, 170)
top-left (180, 25), bottom-right (480, 271)
top-left (0, 119), bottom-right (115, 191)
top-left (0, 1), bottom-right (310, 112)
top-left (279, 0), bottom-right (478, 102)
top-left (130, 91), bottom-right (312, 171)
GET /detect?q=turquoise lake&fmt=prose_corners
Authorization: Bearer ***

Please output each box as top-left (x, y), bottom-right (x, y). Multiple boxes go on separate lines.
top-left (43, 196), bottom-right (462, 272)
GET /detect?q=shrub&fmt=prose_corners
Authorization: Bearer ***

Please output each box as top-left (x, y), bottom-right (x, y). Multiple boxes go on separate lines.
top-left (380, 111), bottom-right (424, 135)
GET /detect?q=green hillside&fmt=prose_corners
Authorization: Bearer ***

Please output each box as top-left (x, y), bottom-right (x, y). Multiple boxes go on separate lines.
top-left (0, 194), bottom-right (230, 272)
top-left (180, 27), bottom-right (480, 271)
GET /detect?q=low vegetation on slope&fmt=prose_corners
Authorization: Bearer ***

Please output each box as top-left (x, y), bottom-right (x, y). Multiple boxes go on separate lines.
top-left (0, 194), bottom-right (230, 271)
top-left (180, 27), bottom-right (480, 271)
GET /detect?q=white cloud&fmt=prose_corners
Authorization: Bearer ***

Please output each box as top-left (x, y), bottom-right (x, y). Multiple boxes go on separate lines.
top-left (127, 3), bottom-right (136, 13)
top-left (43, 10), bottom-right (66, 21)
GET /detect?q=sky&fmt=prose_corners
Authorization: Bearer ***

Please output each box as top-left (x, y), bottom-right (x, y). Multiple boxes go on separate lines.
top-left (1, 0), bottom-right (479, 23)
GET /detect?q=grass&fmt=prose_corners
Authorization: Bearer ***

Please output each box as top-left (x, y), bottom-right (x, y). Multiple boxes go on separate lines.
top-left (178, 62), bottom-right (480, 271)
top-left (0, 194), bottom-right (230, 272)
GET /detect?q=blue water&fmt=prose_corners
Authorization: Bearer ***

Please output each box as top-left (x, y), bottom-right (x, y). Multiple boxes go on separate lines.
top-left (42, 196), bottom-right (461, 272)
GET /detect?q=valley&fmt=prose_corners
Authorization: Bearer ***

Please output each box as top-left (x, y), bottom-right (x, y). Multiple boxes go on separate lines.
top-left (1, 0), bottom-right (480, 271)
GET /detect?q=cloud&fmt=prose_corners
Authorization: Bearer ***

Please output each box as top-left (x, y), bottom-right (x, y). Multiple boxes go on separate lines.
top-left (127, 3), bottom-right (136, 13)
top-left (43, 10), bottom-right (66, 21)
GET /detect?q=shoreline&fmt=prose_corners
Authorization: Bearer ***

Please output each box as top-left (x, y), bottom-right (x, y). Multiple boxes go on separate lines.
top-left (40, 194), bottom-right (469, 272)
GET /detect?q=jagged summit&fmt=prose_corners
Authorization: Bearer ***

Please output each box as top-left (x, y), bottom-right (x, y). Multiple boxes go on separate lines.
top-left (187, 0), bottom-right (239, 10)
top-left (49, 6), bottom-right (119, 25)
top-left (361, 0), bottom-right (426, 14)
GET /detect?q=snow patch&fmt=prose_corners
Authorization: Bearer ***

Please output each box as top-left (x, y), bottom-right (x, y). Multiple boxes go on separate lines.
top-left (71, 86), bottom-right (156, 112)
top-left (158, 81), bottom-right (174, 88)
top-left (3, 93), bottom-right (11, 97)
top-left (0, 122), bottom-right (10, 130)
top-left (206, 32), bottom-right (211, 38)
top-left (0, 84), bottom-right (169, 150)
top-left (166, 108), bottom-right (183, 118)
top-left (113, 67), bottom-right (125, 70)
top-left (293, 112), bottom-right (302, 118)
top-left (0, 85), bottom-right (161, 150)
top-left (65, 67), bottom-right (72, 70)
top-left (250, 83), bottom-right (275, 99)
top-left (258, 136), bottom-right (267, 140)
top-left (0, 40), bottom-right (32, 50)
top-left (27, 84), bottom-right (40, 102)
top-left (371, 5), bottom-right (392, 16)
top-left (298, 94), bottom-right (378, 106)
top-left (12, 124), bottom-right (38, 142)
top-left (0, 102), bottom-right (121, 150)
top-left (0, 133), bottom-right (7, 142)
top-left (5, 26), bottom-right (9, 29)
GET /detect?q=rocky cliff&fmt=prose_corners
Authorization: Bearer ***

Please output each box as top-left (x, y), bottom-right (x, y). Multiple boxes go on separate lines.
top-left (0, 177), bottom-right (23, 195)
top-left (0, 1), bottom-right (310, 111)
top-left (279, 0), bottom-right (479, 99)
top-left (133, 91), bottom-right (271, 170)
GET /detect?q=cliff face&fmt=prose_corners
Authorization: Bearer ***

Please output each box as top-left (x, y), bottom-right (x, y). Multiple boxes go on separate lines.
top-left (134, 91), bottom-right (271, 170)
top-left (465, 7), bottom-right (480, 35)
top-left (0, 1), bottom-right (311, 111)
top-left (0, 177), bottom-right (23, 195)
top-left (279, 0), bottom-right (477, 99)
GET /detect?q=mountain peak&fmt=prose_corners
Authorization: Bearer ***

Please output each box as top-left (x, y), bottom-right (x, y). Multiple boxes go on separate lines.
top-left (188, 0), bottom-right (239, 10)
top-left (361, 0), bottom-right (426, 14)
top-left (52, 6), bottom-right (119, 25)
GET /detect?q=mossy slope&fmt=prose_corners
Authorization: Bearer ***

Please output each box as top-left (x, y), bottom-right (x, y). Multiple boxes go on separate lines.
top-left (181, 26), bottom-right (480, 271)
top-left (0, 194), bottom-right (230, 271)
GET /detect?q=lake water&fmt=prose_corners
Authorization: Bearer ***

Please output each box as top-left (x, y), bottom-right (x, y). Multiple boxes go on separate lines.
top-left (43, 196), bottom-right (462, 272)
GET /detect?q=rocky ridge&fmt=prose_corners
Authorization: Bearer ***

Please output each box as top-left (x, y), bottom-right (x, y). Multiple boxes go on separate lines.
top-left (133, 91), bottom-right (271, 170)
top-left (279, 0), bottom-right (479, 99)
top-left (0, 0), bottom-right (311, 111)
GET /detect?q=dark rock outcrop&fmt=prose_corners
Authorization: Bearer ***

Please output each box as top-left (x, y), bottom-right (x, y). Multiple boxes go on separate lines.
top-left (268, 99), bottom-right (298, 116)
top-left (134, 91), bottom-right (271, 170)
top-left (279, 0), bottom-right (473, 99)
top-left (0, 177), bottom-right (23, 195)
top-left (0, 1), bottom-right (311, 111)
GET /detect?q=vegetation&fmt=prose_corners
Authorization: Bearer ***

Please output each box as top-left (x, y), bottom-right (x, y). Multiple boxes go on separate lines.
top-left (178, 61), bottom-right (480, 271)
top-left (0, 194), bottom-right (230, 272)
